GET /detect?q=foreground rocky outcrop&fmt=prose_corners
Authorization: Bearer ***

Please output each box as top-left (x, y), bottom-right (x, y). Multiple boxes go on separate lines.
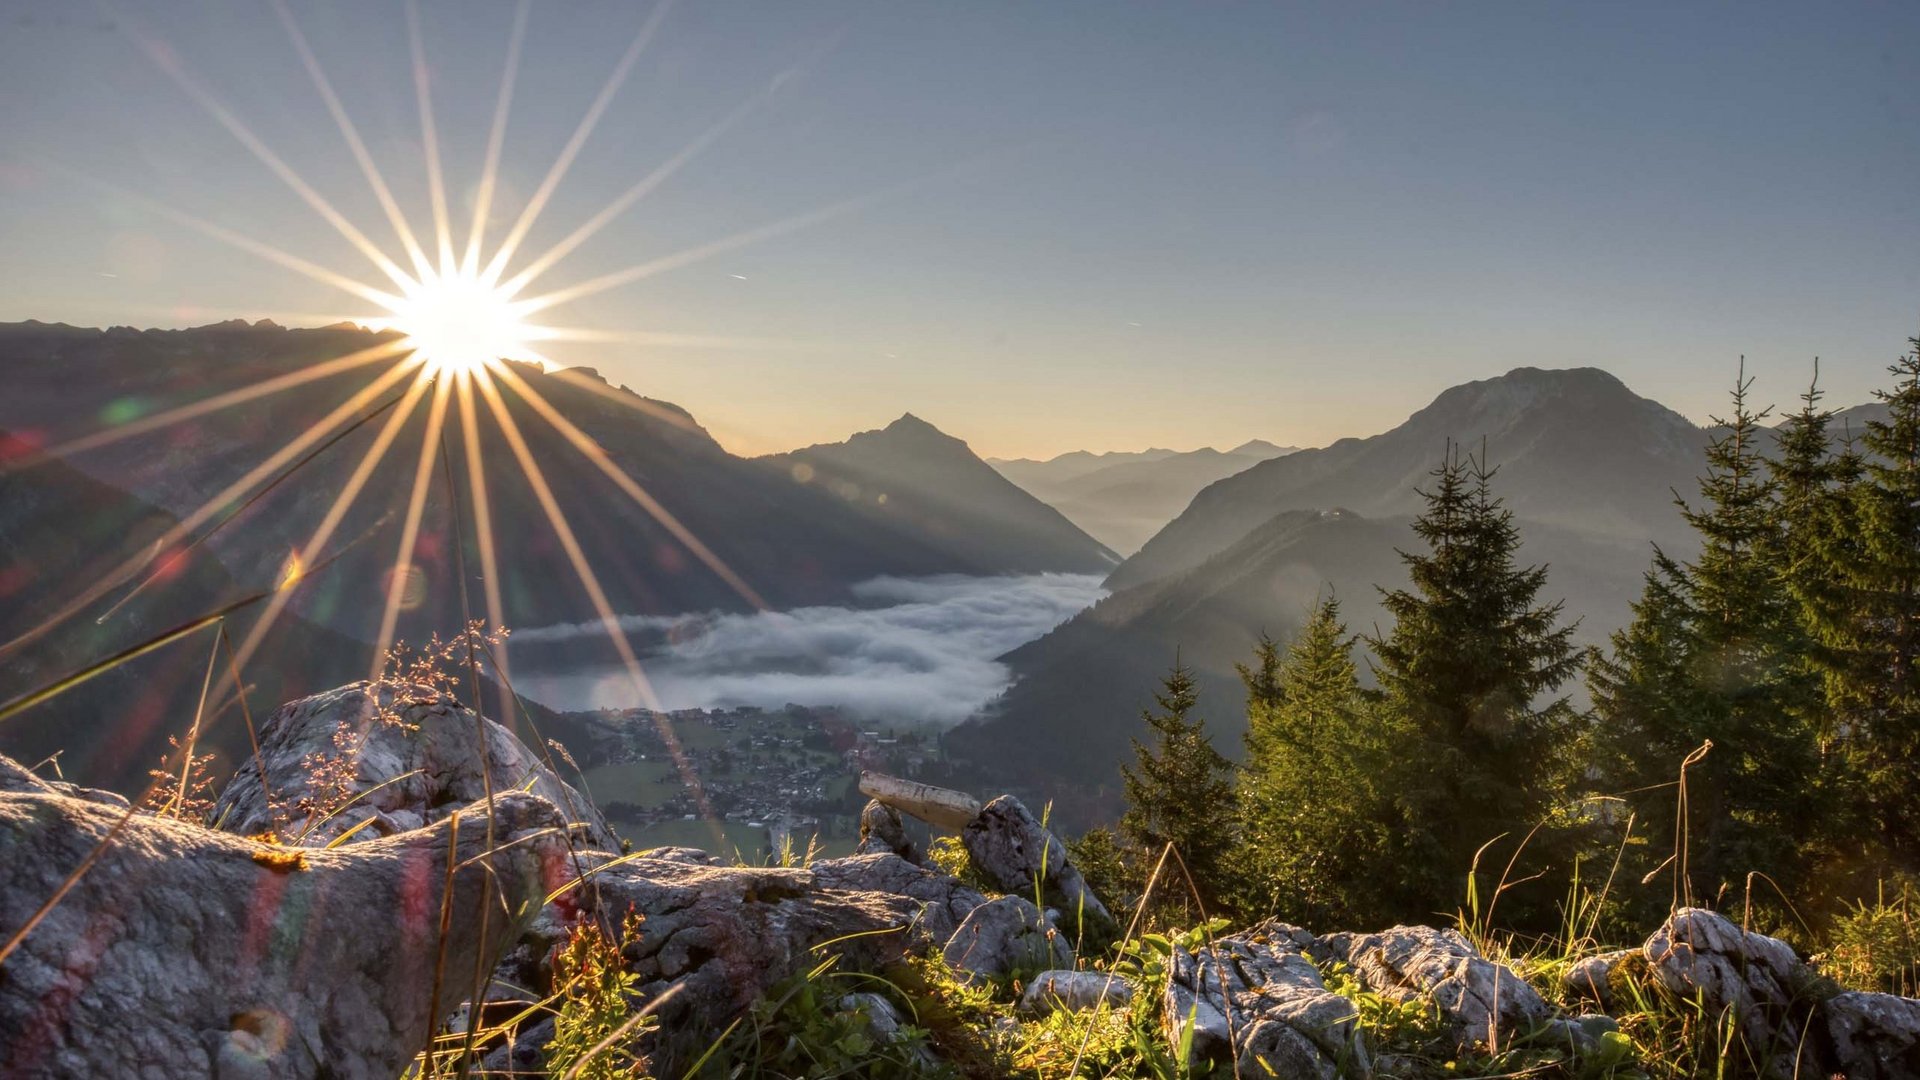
top-left (5, 682), bottom-right (1919, 1079)
top-left (0, 784), bottom-right (566, 1079)
top-left (209, 681), bottom-right (619, 851)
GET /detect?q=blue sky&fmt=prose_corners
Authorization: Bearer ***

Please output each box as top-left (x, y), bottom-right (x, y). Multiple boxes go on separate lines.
top-left (2, 1), bottom-right (1916, 457)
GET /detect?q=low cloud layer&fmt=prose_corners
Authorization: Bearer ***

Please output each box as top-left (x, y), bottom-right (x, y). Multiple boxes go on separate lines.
top-left (511, 573), bottom-right (1105, 726)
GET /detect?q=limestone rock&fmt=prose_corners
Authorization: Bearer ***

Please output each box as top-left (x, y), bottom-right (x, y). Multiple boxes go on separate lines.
top-left (1163, 919), bottom-right (1369, 1079)
top-left (209, 681), bottom-right (617, 851)
top-left (1019, 970), bottom-right (1134, 1016)
top-left (564, 850), bottom-right (940, 1073)
top-left (942, 895), bottom-right (1072, 982)
top-left (0, 783), bottom-right (566, 1079)
top-left (855, 799), bottom-right (916, 862)
top-left (1564, 949), bottom-right (1633, 1011)
top-left (961, 795), bottom-right (1114, 936)
top-left (810, 851), bottom-right (988, 945)
top-left (1823, 990), bottom-right (1920, 1080)
top-left (1340, 925), bottom-right (1551, 1048)
top-left (1643, 907), bottom-right (1812, 1061)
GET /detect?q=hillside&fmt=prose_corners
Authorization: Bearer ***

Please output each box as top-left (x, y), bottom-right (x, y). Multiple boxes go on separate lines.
top-left (992, 441), bottom-right (1298, 554)
top-left (764, 414), bottom-right (1117, 574)
top-left (1109, 367), bottom-right (1705, 591)
top-left (0, 321), bottom-right (1093, 644)
top-left (942, 505), bottom-right (1658, 821)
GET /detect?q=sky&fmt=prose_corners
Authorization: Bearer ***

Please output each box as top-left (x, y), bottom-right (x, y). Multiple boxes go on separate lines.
top-left (1, 1), bottom-right (1916, 459)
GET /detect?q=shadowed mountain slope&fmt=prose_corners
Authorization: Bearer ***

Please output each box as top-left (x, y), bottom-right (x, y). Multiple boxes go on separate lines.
top-left (0, 322), bottom-right (1100, 648)
top-left (764, 414), bottom-right (1117, 574)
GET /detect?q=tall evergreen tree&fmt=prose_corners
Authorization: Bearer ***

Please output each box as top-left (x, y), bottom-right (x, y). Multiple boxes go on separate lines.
top-left (1589, 373), bottom-right (1823, 911)
top-left (1120, 662), bottom-right (1237, 917)
top-left (1232, 598), bottom-right (1398, 926)
top-left (1367, 446), bottom-right (1583, 917)
top-left (1808, 341), bottom-right (1920, 860)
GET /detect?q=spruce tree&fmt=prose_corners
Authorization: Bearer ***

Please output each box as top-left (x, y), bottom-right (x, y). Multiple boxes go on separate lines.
top-left (1808, 341), bottom-right (1920, 860)
top-left (1367, 446), bottom-right (1582, 918)
top-left (1589, 373), bottom-right (1822, 911)
top-left (1232, 598), bottom-right (1397, 926)
top-left (1120, 662), bottom-right (1237, 917)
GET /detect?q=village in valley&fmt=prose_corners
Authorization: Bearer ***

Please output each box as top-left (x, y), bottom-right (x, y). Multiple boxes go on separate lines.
top-left (559, 703), bottom-right (942, 858)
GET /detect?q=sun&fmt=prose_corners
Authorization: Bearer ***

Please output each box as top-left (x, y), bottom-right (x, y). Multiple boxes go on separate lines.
top-left (380, 265), bottom-right (536, 376)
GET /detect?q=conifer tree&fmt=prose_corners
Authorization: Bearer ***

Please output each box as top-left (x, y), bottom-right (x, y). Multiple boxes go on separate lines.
top-left (1808, 341), bottom-right (1920, 860)
top-left (1589, 373), bottom-right (1822, 910)
top-left (1120, 661), bottom-right (1237, 916)
top-left (1367, 446), bottom-right (1582, 916)
top-left (1232, 598), bottom-right (1397, 926)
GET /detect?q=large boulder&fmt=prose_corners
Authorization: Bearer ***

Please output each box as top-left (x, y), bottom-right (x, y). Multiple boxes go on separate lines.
top-left (1643, 907), bottom-right (1816, 1069)
top-left (942, 895), bottom-right (1072, 983)
top-left (810, 851), bottom-right (989, 944)
top-left (1330, 925), bottom-right (1552, 1050)
top-left (0, 782), bottom-right (566, 1079)
top-left (961, 795), bottom-right (1114, 936)
top-left (209, 681), bottom-right (617, 851)
top-left (1165, 920), bottom-right (1369, 1079)
top-left (1823, 990), bottom-right (1920, 1080)
top-left (566, 850), bottom-right (958, 1074)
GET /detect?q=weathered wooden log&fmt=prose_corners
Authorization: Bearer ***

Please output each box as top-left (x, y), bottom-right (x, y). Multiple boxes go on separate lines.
top-left (858, 771), bottom-right (982, 831)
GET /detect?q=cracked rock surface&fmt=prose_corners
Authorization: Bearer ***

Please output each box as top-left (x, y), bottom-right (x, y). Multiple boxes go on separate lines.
top-left (1331, 924), bottom-right (1551, 1049)
top-left (208, 681), bottom-right (616, 851)
top-left (1164, 919), bottom-right (1369, 1079)
top-left (0, 780), bottom-right (566, 1079)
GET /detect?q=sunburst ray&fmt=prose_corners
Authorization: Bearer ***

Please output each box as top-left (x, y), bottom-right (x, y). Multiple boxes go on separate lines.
top-left (130, 28), bottom-right (414, 290)
top-left (464, 0), bottom-right (532, 276)
top-left (405, 0), bottom-right (457, 271)
top-left (371, 375), bottom-right (455, 675)
top-left (480, 0), bottom-right (675, 286)
top-left (515, 191), bottom-right (877, 316)
top-left (489, 362), bottom-right (767, 609)
top-left (272, 0), bottom-right (433, 278)
top-left (471, 369), bottom-right (715, 819)
top-left (230, 367), bottom-right (437, 672)
top-left (0, 357), bottom-right (420, 660)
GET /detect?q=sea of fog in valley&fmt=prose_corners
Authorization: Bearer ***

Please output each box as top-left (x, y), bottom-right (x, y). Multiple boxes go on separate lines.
top-left (508, 573), bottom-right (1105, 725)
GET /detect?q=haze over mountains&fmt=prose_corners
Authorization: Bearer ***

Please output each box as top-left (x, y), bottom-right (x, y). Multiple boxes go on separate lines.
top-left (944, 367), bottom-right (1717, 817)
top-left (990, 440), bottom-right (1299, 554)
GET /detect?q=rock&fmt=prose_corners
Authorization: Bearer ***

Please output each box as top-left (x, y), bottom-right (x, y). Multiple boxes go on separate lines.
top-left (1823, 990), bottom-right (1920, 1080)
top-left (810, 852), bottom-right (988, 944)
top-left (1019, 970), bottom-right (1134, 1016)
top-left (209, 681), bottom-right (618, 852)
top-left (1643, 907), bottom-right (1813, 1063)
top-left (1163, 920), bottom-right (1369, 1079)
top-left (0, 756), bottom-right (127, 808)
top-left (0, 783), bottom-right (566, 1079)
top-left (855, 799), bottom-right (916, 862)
top-left (840, 992), bottom-right (941, 1069)
top-left (477, 1015), bottom-right (554, 1077)
top-left (961, 795), bottom-right (1114, 937)
top-left (942, 895), bottom-right (1072, 982)
top-left (640, 845), bottom-right (721, 866)
top-left (562, 850), bottom-right (941, 1073)
top-left (1340, 925), bottom-right (1551, 1049)
top-left (859, 771), bottom-right (981, 830)
top-left (1564, 949), bottom-right (1632, 1011)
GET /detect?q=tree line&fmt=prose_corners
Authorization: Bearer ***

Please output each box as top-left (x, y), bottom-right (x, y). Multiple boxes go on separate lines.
top-left (1078, 338), bottom-right (1920, 948)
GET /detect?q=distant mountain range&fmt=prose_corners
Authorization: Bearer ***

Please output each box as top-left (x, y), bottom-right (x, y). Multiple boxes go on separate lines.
top-left (989, 440), bottom-right (1298, 554)
top-left (0, 321), bottom-right (1109, 645)
top-left (765, 414), bottom-right (1116, 574)
top-left (945, 367), bottom-right (1716, 819)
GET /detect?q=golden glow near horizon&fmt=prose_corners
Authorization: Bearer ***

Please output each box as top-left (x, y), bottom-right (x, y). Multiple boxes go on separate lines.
top-left (376, 263), bottom-right (537, 377)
